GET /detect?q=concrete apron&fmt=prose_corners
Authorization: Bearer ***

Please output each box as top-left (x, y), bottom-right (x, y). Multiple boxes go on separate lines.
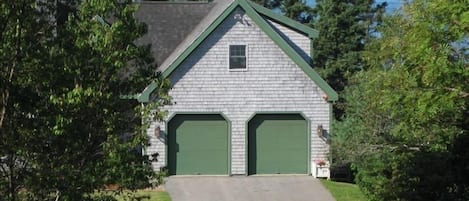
top-left (164, 175), bottom-right (336, 201)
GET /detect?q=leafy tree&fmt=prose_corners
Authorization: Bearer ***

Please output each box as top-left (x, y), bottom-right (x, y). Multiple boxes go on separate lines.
top-left (252, 0), bottom-right (311, 22)
top-left (0, 1), bottom-right (56, 200)
top-left (1, 0), bottom-right (170, 200)
top-left (333, 0), bottom-right (469, 200)
top-left (251, 0), bottom-right (281, 9)
top-left (280, 0), bottom-right (311, 23)
top-left (312, 0), bottom-right (386, 118)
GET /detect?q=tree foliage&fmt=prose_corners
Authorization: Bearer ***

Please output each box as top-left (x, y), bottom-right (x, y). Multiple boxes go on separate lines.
top-left (1, 1), bottom-right (56, 200)
top-left (0, 0), bottom-right (169, 200)
top-left (333, 0), bottom-right (469, 200)
top-left (312, 0), bottom-right (386, 118)
top-left (251, 0), bottom-right (310, 22)
top-left (280, 0), bottom-right (311, 23)
top-left (251, 0), bottom-right (281, 9)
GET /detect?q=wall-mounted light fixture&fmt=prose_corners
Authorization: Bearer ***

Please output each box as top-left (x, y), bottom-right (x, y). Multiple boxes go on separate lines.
top-left (317, 124), bottom-right (324, 138)
top-left (154, 126), bottom-right (161, 138)
top-left (322, 94), bottom-right (329, 101)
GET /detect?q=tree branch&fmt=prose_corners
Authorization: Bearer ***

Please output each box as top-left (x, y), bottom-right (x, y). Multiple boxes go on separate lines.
top-left (445, 87), bottom-right (469, 98)
top-left (0, 90), bottom-right (8, 129)
top-left (0, 2), bottom-right (22, 129)
top-left (55, 190), bottom-right (60, 201)
top-left (0, 3), bottom-right (14, 45)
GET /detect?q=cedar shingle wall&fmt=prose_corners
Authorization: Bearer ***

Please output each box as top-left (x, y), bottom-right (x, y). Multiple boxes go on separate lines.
top-left (268, 19), bottom-right (311, 64)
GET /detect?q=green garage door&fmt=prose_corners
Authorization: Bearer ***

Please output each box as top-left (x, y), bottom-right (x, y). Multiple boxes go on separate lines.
top-left (248, 114), bottom-right (308, 175)
top-left (168, 114), bottom-right (229, 175)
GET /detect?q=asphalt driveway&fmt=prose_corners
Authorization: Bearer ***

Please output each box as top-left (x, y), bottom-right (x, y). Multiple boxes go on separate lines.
top-left (164, 176), bottom-right (336, 201)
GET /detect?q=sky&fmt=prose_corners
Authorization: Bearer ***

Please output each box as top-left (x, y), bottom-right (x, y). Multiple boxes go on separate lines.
top-left (306, 0), bottom-right (404, 13)
top-left (375, 0), bottom-right (404, 12)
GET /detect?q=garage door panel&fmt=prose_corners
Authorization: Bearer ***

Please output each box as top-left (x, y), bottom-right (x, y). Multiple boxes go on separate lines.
top-left (248, 114), bottom-right (308, 175)
top-left (176, 127), bottom-right (227, 150)
top-left (168, 114), bottom-right (228, 175)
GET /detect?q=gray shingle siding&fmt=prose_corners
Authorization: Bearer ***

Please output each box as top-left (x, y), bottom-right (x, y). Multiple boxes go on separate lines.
top-left (267, 19), bottom-right (311, 64)
top-left (146, 8), bottom-right (330, 175)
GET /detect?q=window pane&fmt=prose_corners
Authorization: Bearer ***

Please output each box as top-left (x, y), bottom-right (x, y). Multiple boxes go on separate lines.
top-left (229, 45), bottom-right (246, 69)
top-left (230, 57), bottom-right (246, 69)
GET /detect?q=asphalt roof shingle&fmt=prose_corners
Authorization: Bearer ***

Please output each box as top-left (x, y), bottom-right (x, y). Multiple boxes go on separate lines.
top-left (134, 1), bottom-right (216, 66)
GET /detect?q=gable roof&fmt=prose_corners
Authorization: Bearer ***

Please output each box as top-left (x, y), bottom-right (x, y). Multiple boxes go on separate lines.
top-left (134, 1), bottom-right (215, 65)
top-left (137, 0), bottom-right (338, 103)
top-left (156, 0), bottom-right (233, 74)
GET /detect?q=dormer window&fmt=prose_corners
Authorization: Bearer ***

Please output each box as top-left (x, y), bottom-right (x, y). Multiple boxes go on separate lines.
top-left (229, 45), bottom-right (247, 70)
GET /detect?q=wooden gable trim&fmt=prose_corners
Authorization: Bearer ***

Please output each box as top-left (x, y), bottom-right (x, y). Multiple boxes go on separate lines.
top-left (137, 0), bottom-right (337, 102)
top-left (246, 1), bottom-right (318, 39)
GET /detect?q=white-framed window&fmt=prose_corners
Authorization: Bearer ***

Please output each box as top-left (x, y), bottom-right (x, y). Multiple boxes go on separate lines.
top-left (229, 45), bottom-right (247, 70)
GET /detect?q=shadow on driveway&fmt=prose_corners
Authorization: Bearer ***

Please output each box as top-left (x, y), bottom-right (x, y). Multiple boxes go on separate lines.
top-left (164, 176), bottom-right (336, 201)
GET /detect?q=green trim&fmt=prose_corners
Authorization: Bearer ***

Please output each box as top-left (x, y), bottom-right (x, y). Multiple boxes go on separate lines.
top-left (329, 103), bottom-right (333, 164)
top-left (138, 0), bottom-right (337, 102)
top-left (165, 112), bottom-right (232, 175)
top-left (310, 39), bottom-right (314, 65)
top-left (237, 0), bottom-right (338, 101)
top-left (94, 15), bottom-right (110, 27)
top-left (329, 103), bottom-right (333, 144)
top-left (161, 2), bottom-right (239, 78)
top-left (246, 1), bottom-right (318, 38)
top-left (245, 112), bottom-right (311, 175)
top-left (137, 81), bottom-right (157, 102)
top-left (119, 94), bottom-right (138, 100)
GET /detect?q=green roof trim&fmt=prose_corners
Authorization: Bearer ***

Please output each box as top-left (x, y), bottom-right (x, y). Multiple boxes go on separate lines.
top-left (246, 1), bottom-right (319, 38)
top-left (137, 0), bottom-right (337, 102)
top-left (120, 94), bottom-right (139, 99)
top-left (161, 2), bottom-right (238, 79)
top-left (237, 0), bottom-right (337, 101)
top-left (137, 81), bottom-right (158, 102)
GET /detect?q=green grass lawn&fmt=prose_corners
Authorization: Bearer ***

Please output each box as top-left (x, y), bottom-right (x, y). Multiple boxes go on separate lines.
top-left (320, 179), bottom-right (368, 201)
top-left (95, 190), bottom-right (171, 201)
top-left (128, 191), bottom-right (171, 201)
